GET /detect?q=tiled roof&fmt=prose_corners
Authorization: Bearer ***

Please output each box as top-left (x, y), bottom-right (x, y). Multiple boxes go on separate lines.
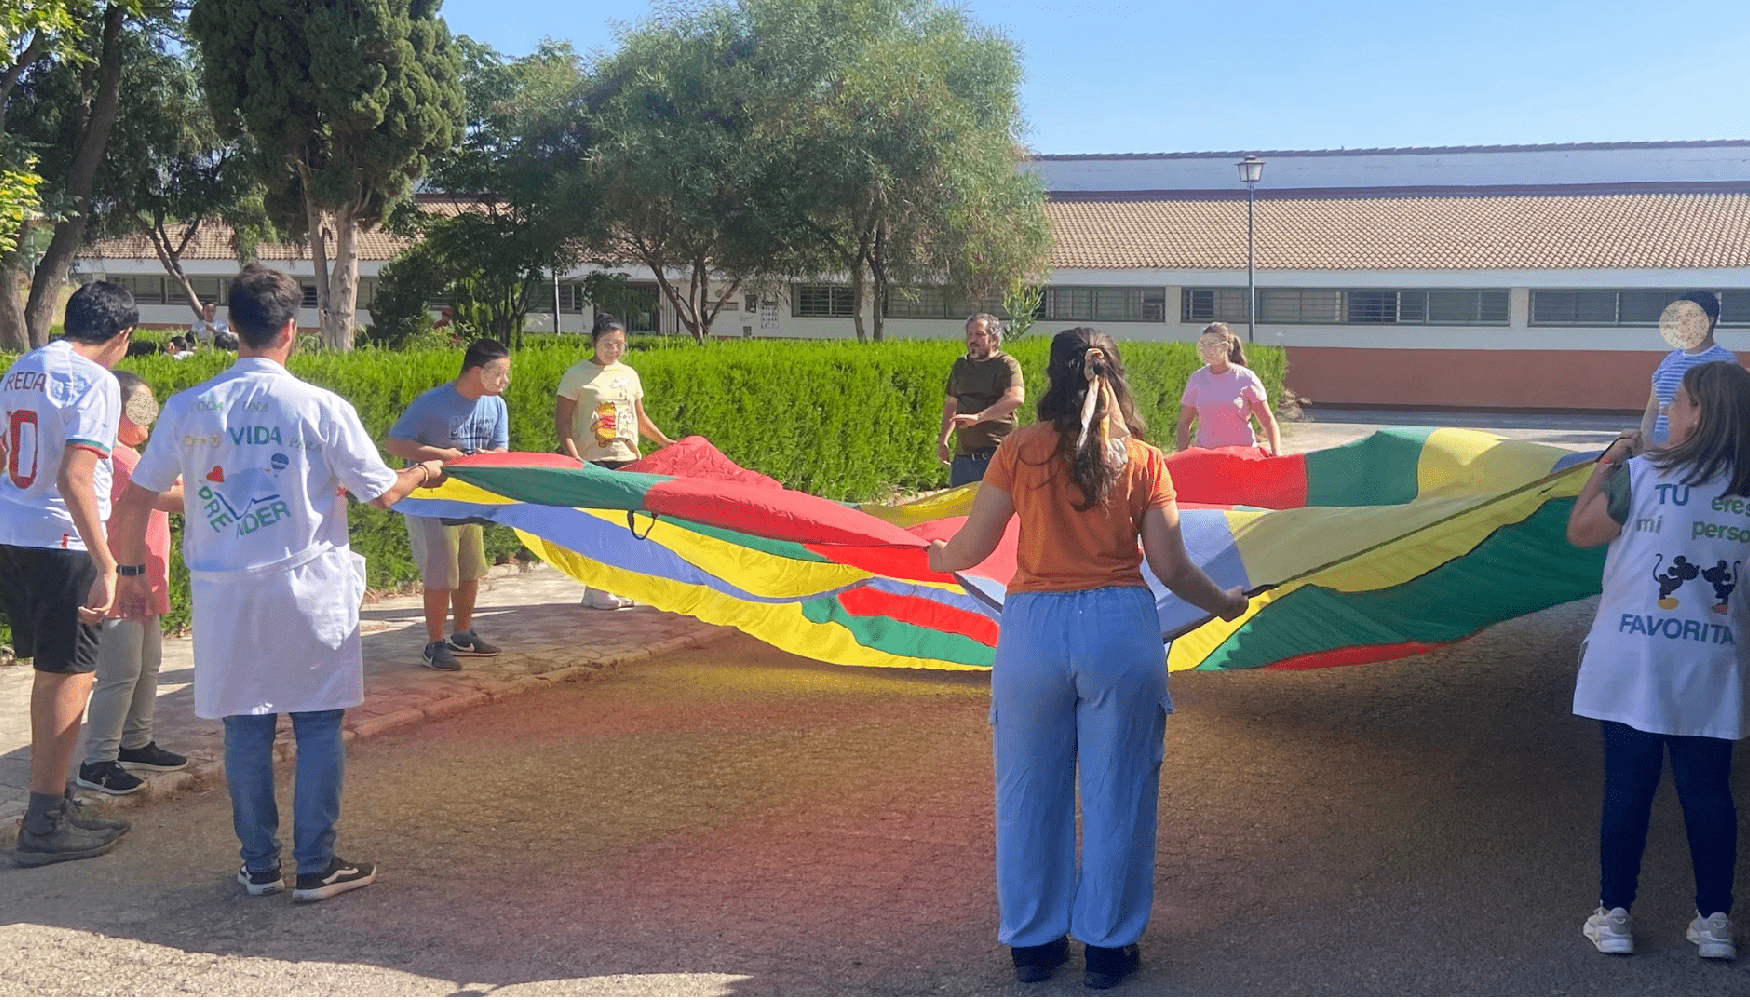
top-left (84, 190), bottom-right (1750, 273)
top-left (1031, 139), bottom-right (1750, 160)
top-left (83, 198), bottom-right (477, 266)
top-left (1044, 190), bottom-right (1750, 271)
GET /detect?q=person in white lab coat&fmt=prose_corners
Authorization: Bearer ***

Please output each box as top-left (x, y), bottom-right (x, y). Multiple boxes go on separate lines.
top-left (110, 266), bottom-right (444, 903)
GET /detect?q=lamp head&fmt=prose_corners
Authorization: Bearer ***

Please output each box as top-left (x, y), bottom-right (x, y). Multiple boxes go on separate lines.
top-left (1238, 155), bottom-right (1266, 184)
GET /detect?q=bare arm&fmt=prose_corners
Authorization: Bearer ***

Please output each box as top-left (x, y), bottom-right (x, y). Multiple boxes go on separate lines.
top-left (59, 445), bottom-right (117, 621)
top-left (1141, 504), bottom-right (1248, 620)
top-left (951, 385), bottom-right (1026, 431)
top-left (1568, 435), bottom-right (1637, 548)
top-left (937, 396), bottom-right (957, 465)
top-left (110, 482), bottom-right (160, 619)
top-left (555, 396), bottom-right (581, 460)
top-left (383, 437), bottom-right (463, 463)
top-left (1250, 398), bottom-right (1282, 456)
top-left (635, 398), bottom-right (674, 448)
top-left (152, 480), bottom-right (185, 513)
top-left (928, 483), bottom-right (1015, 573)
top-left (1175, 405), bottom-right (1197, 452)
top-left (366, 459), bottom-right (448, 510)
top-left (1640, 386), bottom-right (1660, 441)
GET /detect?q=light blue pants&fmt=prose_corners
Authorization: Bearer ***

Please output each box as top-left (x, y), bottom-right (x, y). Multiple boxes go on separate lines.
top-left (992, 587), bottom-right (1170, 949)
top-left (223, 709), bottom-right (346, 875)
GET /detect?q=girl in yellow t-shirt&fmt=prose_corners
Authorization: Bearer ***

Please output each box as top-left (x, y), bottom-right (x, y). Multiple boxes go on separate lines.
top-left (553, 315), bottom-right (675, 609)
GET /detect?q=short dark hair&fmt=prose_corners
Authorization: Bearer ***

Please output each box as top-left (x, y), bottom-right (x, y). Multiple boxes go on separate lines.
top-left (168, 336), bottom-right (186, 350)
top-left (460, 338), bottom-right (509, 375)
top-left (63, 281), bottom-right (138, 344)
top-left (113, 369), bottom-right (147, 398)
top-left (1680, 290), bottom-right (1721, 324)
top-left (227, 266), bottom-right (302, 346)
top-left (590, 312), bottom-right (626, 345)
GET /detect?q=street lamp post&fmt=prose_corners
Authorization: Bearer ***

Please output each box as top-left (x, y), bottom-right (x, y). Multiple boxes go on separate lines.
top-left (1237, 155), bottom-right (1265, 344)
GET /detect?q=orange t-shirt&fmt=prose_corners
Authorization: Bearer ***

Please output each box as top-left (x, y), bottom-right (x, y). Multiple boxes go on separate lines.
top-left (982, 422), bottom-right (1177, 593)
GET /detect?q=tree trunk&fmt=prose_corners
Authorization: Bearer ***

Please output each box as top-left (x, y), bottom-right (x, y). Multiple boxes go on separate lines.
top-left (23, 4), bottom-right (126, 346)
top-left (145, 214), bottom-right (205, 318)
top-left (325, 205), bottom-right (358, 351)
top-left (848, 264), bottom-right (867, 344)
top-left (0, 249), bottom-right (29, 353)
top-left (869, 225), bottom-right (888, 343)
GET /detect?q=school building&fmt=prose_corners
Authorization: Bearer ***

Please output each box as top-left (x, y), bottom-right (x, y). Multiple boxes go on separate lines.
top-left (79, 139), bottom-right (1750, 412)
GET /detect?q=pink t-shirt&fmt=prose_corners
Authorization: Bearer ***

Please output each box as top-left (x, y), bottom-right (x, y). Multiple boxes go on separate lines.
top-left (107, 443), bottom-right (172, 618)
top-left (1181, 364), bottom-right (1266, 448)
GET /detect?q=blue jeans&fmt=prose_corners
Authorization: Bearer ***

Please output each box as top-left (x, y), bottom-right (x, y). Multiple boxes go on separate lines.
top-left (224, 710), bottom-right (346, 875)
top-left (950, 453), bottom-right (993, 487)
top-left (992, 587), bottom-right (1170, 949)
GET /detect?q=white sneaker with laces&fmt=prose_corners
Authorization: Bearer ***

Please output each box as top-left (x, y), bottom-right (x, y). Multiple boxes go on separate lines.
top-left (1584, 906), bottom-right (1633, 954)
top-left (1687, 911), bottom-right (1736, 960)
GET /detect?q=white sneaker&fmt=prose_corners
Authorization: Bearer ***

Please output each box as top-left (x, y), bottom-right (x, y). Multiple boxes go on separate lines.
top-left (1687, 911), bottom-right (1736, 960)
top-left (1584, 906), bottom-right (1633, 954)
top-left (584, 588), bottom-right (632, 611)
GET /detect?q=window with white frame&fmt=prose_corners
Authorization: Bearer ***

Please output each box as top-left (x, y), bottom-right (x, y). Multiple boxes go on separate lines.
top-left (1042, 286), bottom-right (1165, 322)
top-left (1529, 289), bottom-right (1750, 327)
top-left (108, 275), bottom-right (164, 305)
top-left (883, 286), bottom-right (1008, 320)
top-left (1181, 288), bottom-right (1251, 323)
top-left (793, 284), bottom-right (854, 318)
top-left (1237, 288), bottom-right (1508, 326)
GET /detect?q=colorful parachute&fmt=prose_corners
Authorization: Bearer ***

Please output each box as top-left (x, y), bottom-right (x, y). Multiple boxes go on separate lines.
top-left (394, 430), bottom-right (1605, 672)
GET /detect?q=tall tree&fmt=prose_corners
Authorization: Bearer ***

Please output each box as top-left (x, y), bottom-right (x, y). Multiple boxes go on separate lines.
top-left (577, 6), bottom-right (776, 344)
top-left (8, 2), bottom-right (127, 347)
top-left (387, 37), bottom-right (582, 346)
top-left (781, 0), bottom-right (1049, 342)
top-left (188, 0), bottom-right (464, 351)
top-left (0, 0), bottom-right (80, 348)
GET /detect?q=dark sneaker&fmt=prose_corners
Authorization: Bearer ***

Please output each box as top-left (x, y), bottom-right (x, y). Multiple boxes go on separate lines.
top-left (293, 857), bottom-right (377, 903)
top-left (1012, 936), bottom-right (1069, 983)
top-left (1083, 943), bottom-right (1140, 990)
top-left (13, 816), bottom-right (123, 867)
top-left (76, 760), bottom-right (145, 796)
top-left (447, 630), bottom-right (501, 656)
top-left (118, 741), bottom-right (188, 772)
top-left (421, 640), bottom-right (461, 671)
top-left (238, 864), bottom-right (285, 896)
top-left (62, 795), bottom-right (131, 835)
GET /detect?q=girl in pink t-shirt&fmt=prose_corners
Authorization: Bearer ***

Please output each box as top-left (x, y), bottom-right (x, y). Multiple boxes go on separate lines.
top-left (1174, 323), bottom-right (1281, 454)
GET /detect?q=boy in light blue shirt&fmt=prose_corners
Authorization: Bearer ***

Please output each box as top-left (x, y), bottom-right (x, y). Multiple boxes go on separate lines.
top-left (385, 340), bottom-right (512, 670)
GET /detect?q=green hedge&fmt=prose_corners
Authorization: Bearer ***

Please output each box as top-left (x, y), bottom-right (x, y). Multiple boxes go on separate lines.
top-left (1, 337), bottom-right (1284, 643)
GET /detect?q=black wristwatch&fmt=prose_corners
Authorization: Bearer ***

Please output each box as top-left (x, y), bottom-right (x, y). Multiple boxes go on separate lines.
top-left (116, 564), bottom-right (148, 576)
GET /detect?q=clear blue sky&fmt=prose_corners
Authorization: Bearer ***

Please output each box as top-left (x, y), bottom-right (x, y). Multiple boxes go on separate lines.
top-left (438, 0), bottom-right (1750, 155)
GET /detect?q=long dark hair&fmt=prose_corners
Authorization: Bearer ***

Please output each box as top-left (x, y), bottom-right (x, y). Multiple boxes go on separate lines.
top-left (1649, 361), bottom-right (1750, 498)
top-left (1034, 327), bottom-right (1146, 511)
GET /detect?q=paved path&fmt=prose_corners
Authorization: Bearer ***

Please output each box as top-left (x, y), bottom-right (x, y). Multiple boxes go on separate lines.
top-left (0, 566), bottom-right (731, 830)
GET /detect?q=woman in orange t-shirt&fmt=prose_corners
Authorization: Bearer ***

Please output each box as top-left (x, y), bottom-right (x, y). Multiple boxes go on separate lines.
top-left (930, 327), bottom-right (1247, 990)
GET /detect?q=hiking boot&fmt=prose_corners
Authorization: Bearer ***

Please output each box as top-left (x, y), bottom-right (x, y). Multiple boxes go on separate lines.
top-left (62, 795), bottom-right (131, 835)
top-left (293, 857), bottom-right (377, 903)
top-left (1584, 906), bottom-right (1634, 954)
top-left (1012, 936), bottom-right (1068, 983)
top-left (13, 814), bottom-right (123, 867)
top-left (421, 640), bottom-right (461, 671)
top-left (447, 630), bottom-right (501, 656)
top-left (118, 741), bottom-right (188, 771)
top-left (1083, 943), bottom-right (1140, 990)
top-left (1687, 911), bottom-right (1736, 960)
top-left (76, 760), bottom-right (145, 795)
top-left (238, 864), bottom-right (285, 896)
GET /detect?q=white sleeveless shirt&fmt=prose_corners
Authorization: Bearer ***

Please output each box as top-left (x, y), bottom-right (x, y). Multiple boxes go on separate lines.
top-left (1574, 456), bottom-right (1750, 740)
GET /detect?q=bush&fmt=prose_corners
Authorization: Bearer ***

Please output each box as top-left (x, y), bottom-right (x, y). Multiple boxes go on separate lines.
top-left (0, 336), bottom-right (1285, 644)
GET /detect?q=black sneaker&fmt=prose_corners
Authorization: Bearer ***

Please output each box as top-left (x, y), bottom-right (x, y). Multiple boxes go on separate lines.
top-left (447, 630), bottom-right (501, 656)
top-left (293, 857), bottom-right (377, 903)
top-left (1083, 943), bottom-right (1140, 990)
top-left (13, 814), bottom-right (123, 867)
top-left (238, 864), bottom-right (285, 896)
top-left (76, 760), bottom-right (145, 795)
top-left (1012, 936), bottom-right (1069, 983)
top-left (118, 741), bottom-right (189, 771)
top-left (422, 640), bottom-right (461, 671)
